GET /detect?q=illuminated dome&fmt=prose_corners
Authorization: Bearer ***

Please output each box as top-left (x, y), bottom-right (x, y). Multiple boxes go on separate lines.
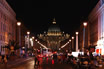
top-left (48, 18), bottom-right (61, 32)
top-left (48, 25), bottom-right (61, 32)
top-left (47, 18), bottom-right (61, 36)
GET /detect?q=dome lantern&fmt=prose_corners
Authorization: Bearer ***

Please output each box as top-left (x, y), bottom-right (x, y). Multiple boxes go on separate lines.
top-left (52, 18), bottom-right (56, 24)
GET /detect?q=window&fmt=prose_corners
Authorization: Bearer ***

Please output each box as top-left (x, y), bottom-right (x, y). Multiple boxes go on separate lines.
top-left (4, 15), bottom-right (6, 21)
top-left (0, 46), bottom-right (1, 52)
top-left (1, 22), bottom-right (2, 32)
top-left (1, 35), bottom-right (2, 41)
top-left (1, 46), bottom-right (2, 52)
top-left (1, 13), bottom-right (2, 18)
top-left (0, 35), bottom-right (1, 40)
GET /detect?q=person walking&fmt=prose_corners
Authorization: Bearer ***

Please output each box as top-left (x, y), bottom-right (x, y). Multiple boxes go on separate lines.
top-left (34, 55), bottom-right (38, 66)
top-left (4, 55), bottom-right (7, 69)
top-left (0, 53), bottom-right (3, 68)
top-left (37, 55), bottom-right (40, 66)
top-left (0, 53), bottom-right (2, 63)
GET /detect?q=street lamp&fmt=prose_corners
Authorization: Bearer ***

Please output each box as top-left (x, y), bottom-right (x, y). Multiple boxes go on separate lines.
top-left (83, 22), bottom-right (87, 52)
top-left (30, 38), bottom-right (33, 47)
top-left (17, 22), bottom-right (21, 55)
top-left (32, 36), bottom-right (35, 47)
top-left (72, 37), bottom-right (74, 51)
top-left (35, 39), bottom-right (37, 42)
top-left (69, 39), bottom-right (71, 52)
top-left (72, 37), bottom-right (74, 39)
top-left (83, 22), bottom-right (87, 27)
top-left (76, 32), bottom-right (79, 52)
top-left (27, 31), bottom-right (30, 35)
top-left (27, 31), bottom-right (30, 48)
top-left (32, 36), bottom-right (35, 39)
top-left (30, 38), bottom-right (32, 41)
top-left (69, 39), bottom-right (71, 42)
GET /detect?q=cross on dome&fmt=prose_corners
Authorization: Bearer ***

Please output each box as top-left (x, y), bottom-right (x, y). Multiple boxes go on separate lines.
top-left (52, 18), bottom-right (56, 24)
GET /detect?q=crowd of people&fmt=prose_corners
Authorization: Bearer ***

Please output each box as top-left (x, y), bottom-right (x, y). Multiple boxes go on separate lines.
top-left (33, 52), bottom-right (68, 67)
top-left (33, 51), bottom-right (104, 69)
top-left (52, 53), bottom-right (68, 64)
top-left (69, 52), bottom-right (104, 69)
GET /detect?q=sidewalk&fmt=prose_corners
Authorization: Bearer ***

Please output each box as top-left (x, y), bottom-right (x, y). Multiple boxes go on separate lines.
top-left (7, 57), bottom-right (33, 68)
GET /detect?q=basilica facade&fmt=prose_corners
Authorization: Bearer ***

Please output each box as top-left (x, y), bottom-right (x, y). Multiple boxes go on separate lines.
top-left (38, 19), bottom-right (70, 51)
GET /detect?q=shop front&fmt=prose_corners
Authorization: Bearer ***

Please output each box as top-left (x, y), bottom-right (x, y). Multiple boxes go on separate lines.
top-left (95, 40), bottom-right (104, 56)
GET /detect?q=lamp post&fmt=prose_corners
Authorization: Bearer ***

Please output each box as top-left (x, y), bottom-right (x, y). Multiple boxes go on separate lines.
top-left (17, 22), bottom-right (21, 55)
top-left (32, 36), bottom-right (35, 46)
top-left (69, 39), bottom-right (71, 52)
top-left (76, 32), bottom-right (79, 52)
top-left (27, 31), bottom-right (30, 48)
top-left (72, 37), bottom-right (74, 51)
top-left (83, 22), bottom-right (87, 52)
top-left (32, 36), bottom-right (35, 39)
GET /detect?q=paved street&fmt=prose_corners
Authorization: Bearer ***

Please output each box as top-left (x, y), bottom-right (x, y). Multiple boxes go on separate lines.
top-left (1, 57), bottom-right (104, 69)
top-left (8, 58), bottom-right (73, 69)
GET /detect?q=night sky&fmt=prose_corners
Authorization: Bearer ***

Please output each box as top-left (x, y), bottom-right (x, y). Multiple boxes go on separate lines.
top-left (6, 0), bottom-right (99, 36)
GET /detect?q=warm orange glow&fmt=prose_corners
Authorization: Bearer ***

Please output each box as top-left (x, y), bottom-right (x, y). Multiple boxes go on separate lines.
top-left (83, 22), bottom-right (87, 27)
top-left (35, 39), bottom-right (37, 41)
top-left (53, 22), bottom-right (56, 24)
top-left (76, 32), bottom-right (79, 35)
top-left (37, 41), bottom-right (39, 43)
top-left (69, 40), bottom-right (71, 42)
top-left (72, 37), bottom-right (74, 39)
top-left (17, 22), bottom-right (21, 26)
top-left (32, 36), bottom-right (35, 39)
top-left (27, 31), bottom-right (30, 35)
top-left (30, 38), bottom-right (32, 41)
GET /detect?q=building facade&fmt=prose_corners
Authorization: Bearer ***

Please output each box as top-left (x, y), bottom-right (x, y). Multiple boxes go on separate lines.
top-left (0, 0), bottom-right (17, 55)
top-left (79, 0), bottom-right (104, 54)
top-left (88, 0), bottom-right (104, 55)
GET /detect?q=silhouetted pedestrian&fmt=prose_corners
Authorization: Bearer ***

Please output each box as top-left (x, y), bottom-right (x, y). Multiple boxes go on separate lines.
top-left (0, 53), bottom-right (2, 63)
top-left (4, 55), bottom-right (7, 69)
top-left (34, 55), bottom-right (38, 66)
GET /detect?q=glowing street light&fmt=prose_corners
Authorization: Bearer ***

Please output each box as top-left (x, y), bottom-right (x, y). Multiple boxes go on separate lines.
top-left (69, 39), bottom-right (71, 42)
top-left (72, 37), bottom-right (74, 39)
top-left (72, 36), bottom-right (74, 51)
top-left (83, 22), bottom-right (87, 52)
top-left (17, 22), bottom-right (21, 55)
top-left (37, 41), bottom-right (39, 43)
top-left (35, 39), bottom-right (37, 41)
top-left (76, 32), bottom-right (79, 35)
top-left (32, 36), bottom-right (35, 39)
top-left (27, 31), bottom-right (30, 48)
top-left (83, 22), bottom-right (87, 27)
top-left (30, 38), bottom-right (32, 41)
top-left (69, 39), bottom-right (72, 52)
top-left (17, 22), bottom-right (21, 26)
top-left (76, 32), bottom-right (79, 52)
top-left (27, 31), bottom-right (30, 35)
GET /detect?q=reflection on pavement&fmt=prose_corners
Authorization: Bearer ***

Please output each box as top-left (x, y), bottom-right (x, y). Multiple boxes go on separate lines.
top-left (10, 58), bottom-right (72, 69)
